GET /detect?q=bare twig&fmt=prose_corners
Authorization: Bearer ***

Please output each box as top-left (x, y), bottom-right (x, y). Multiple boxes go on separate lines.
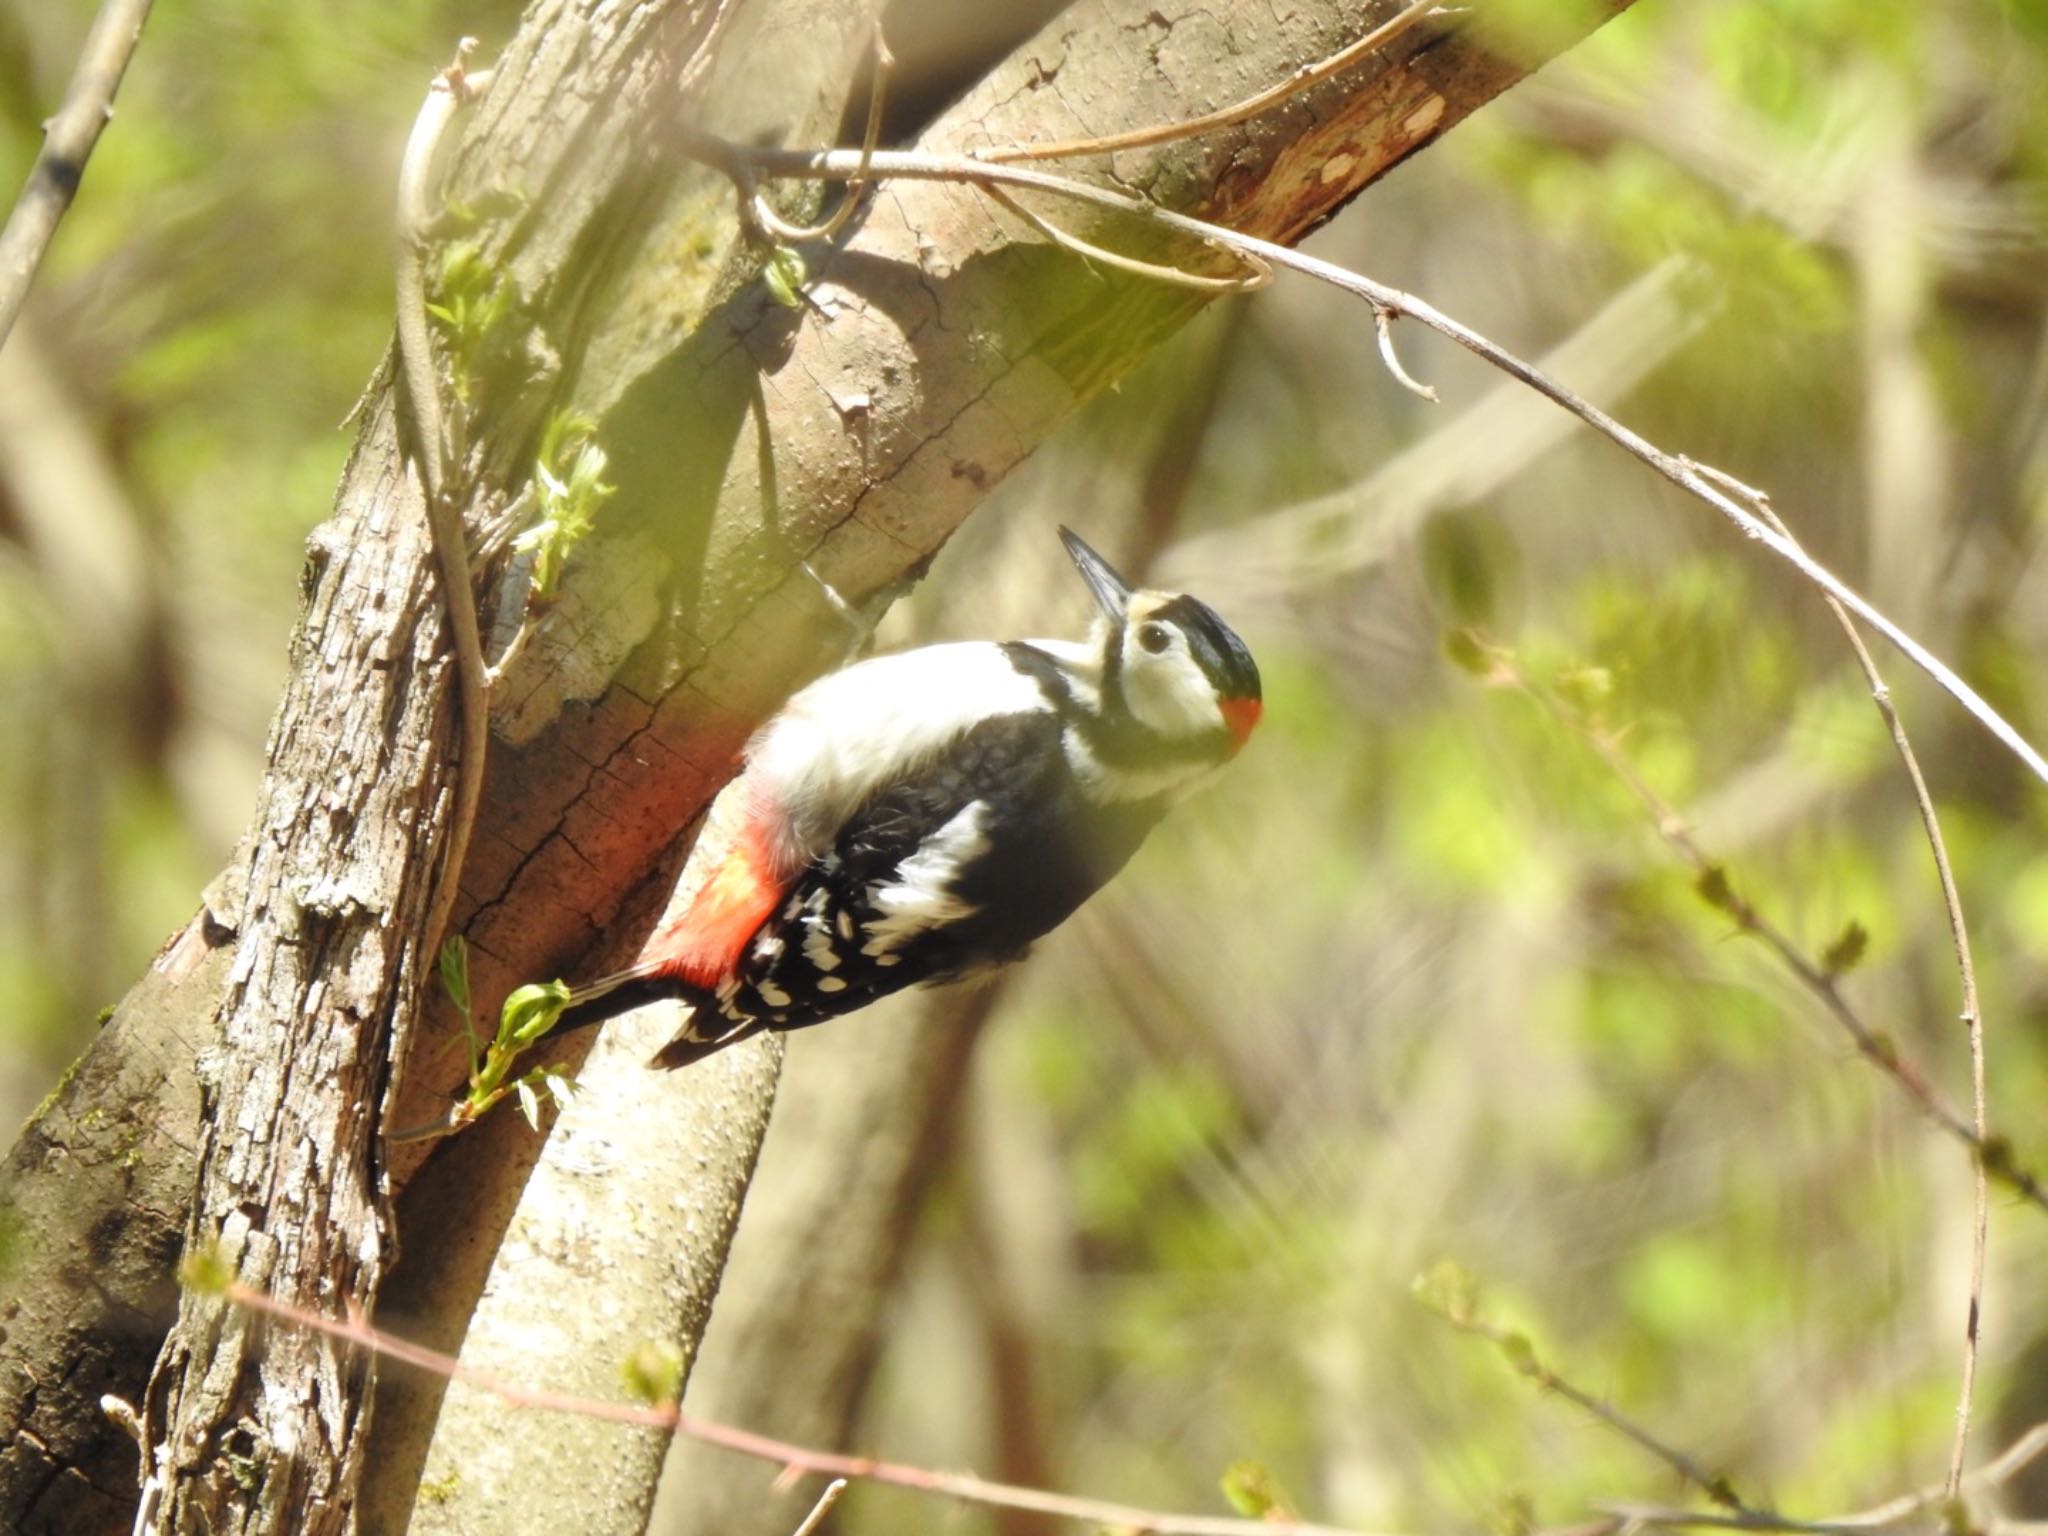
top-left (219, 1283), bottom-right (1389, 1536)
top-left (383, 1106), bottom-right (463, 1143)
top-left (787, 1478), bottom-right (848, 1536)
top-left (746, 21), bottom-right (894, 244)
top-left (977, 0), bottom-right (1444, 163)
top-left (1977, 1422), bottom-right (2048, 1496)
top-left (983, 183), bottom-right (1271, 293)
top-left (1428, 1294), bottom-right (1748, 1513)
top-left (1589, 1422), bottom-right (2048, 1534)
top-left (394, 39), bottom-right (494, 962)
top-left (1595, 1505), bottom-right (1903, 1536)
top-left (700, 142), bottom-right (2048, 792)
top-left (1833, 602), bottom-right (1990, 1500)
top-left (0, 0), bottom-right (154, 350)
top-left (1690, 465), bottom-right (1989, 1499)
top-left (1484, 653), bottom-right (2048, 1216)
top-left (1373, 304), bottom-right (1439, 401)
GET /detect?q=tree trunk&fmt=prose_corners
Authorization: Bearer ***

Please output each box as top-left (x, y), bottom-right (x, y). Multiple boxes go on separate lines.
top-left (0, 1), bottom-right (1637, 1531)
top-left (652, 987), bottom-right (999, 1536)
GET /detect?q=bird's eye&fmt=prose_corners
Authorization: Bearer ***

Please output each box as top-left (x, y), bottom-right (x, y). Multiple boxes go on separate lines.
top-left (1136, 622), bottom-right (1171, 654)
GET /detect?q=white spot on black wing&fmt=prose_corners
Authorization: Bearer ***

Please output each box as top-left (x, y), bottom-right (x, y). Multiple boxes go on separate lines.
top-left (801, 921), bottom-right (841, 972)
top-left (860, 800), bottom-right (991, 955)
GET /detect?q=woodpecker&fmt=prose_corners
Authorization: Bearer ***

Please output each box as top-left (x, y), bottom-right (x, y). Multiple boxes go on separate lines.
top-left (558, 526), bottom-right (1262, 1067)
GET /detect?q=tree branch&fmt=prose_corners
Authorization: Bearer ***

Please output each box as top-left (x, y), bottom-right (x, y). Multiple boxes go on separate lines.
top-left (978, 0), bottom-right (1443, 163)
top-left (1476, 649), bottom-right (2047, 1217)
top-left (223, 1281), bottom-right (1389, 1536)
top-left (0, 0), bottom-right (153, 348)
top-left (395, 39), bottom-right (495, 963)
top-left (1688, 466), bottom-right (1990, 1499)
top-left (0, 2), bottom-right (1646, 1522)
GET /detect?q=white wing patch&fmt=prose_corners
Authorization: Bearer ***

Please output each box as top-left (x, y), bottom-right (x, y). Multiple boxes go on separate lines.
top-left (861, 800), bottom-right (991, 956)
top-left (800, 900), bottom-right (843, 972)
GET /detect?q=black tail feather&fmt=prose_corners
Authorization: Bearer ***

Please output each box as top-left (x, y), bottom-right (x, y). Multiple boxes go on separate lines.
top-left (545, 975), bottom-right (691, 1039)
top-left (547, 975), bottom-right (763, 1071)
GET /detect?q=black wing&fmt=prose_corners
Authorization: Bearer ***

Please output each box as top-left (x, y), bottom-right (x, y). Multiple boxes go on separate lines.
top-left (730, 709), bottom-right (1166, 1028)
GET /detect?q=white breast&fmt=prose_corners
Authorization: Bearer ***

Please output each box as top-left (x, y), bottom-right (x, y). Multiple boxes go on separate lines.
top-left (742, 642), bottom-right (1054, 867)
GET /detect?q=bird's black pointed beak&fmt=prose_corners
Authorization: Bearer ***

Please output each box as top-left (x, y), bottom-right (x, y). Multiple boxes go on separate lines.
top-left (1058, 526), bottom-right (1133, 620)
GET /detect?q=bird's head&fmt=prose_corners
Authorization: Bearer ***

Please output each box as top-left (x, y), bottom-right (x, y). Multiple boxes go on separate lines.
top-left (1060, 526), bottom-right (1263, 759)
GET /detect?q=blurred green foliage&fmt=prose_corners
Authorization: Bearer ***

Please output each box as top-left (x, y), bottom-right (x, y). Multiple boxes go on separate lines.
top-left (845, 1), bottom-right (2048, 1531)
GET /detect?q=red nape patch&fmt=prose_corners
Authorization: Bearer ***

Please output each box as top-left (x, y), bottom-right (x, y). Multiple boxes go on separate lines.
top-left (637, 819), bottom-right (786, 988)
top-left (1219, 696), bottom-right (1263, 750)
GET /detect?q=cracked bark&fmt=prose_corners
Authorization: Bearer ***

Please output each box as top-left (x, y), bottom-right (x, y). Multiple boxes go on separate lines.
top-left (0, 1), bottom-right (1635, 1531)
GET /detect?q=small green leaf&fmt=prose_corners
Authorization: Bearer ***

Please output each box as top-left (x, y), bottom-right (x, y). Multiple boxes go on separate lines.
top-left (1977, 1134), bottom-right (2015, 1184)
top-left (1694, 864), bottom-right (1738, 916)
top-left (1443, 627), bottom-right (1517, 687)
top-left (443, 185), bottom-right (527, 225)
top-left (545, 1073), bottom-right (576, 1110)
top-left (621, 1338), bottom-right (687, 1405)
top-left (1445, 628), bottom-right (1493, 676)
top-left (1496, 1329), bottom-right (1541, 1378)
top-left (1554, 663), bottom-right (1613, 711)
top-left (178, 1242), bottom-right (235, 1297)
top-left (1489, 1490), bottom-right (1537, 1536)
top-left (500, 980), bottom-right (572, 1046)
top-left (418, 1471), bottom-right (463, 1505)
top-left (509, 515), bottom-right (561, 557)
top-left (438, 936), bottom-right (472, 1014)
top-left (1412, 1259), bottom-right (1478, 1322)
top-left (515, 1078), bottom-right (542, 1131)
top-left (1219, 1461), bottom-right (1293, 1520)
top-left (762, 245), bottom-right (808, 308)
top-left (1940, 1496), bottom-right (1980, 1536)
top-left (516, 414), bottom-right (614, 599)
top-left (1821, 920), bottom-right (1869, 976)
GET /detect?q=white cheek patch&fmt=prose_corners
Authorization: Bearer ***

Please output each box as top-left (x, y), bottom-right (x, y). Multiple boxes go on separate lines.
top-left (861, 801), bottom-right (991, 955)
top-left (1120, 642), bottom-right (1225, 739)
